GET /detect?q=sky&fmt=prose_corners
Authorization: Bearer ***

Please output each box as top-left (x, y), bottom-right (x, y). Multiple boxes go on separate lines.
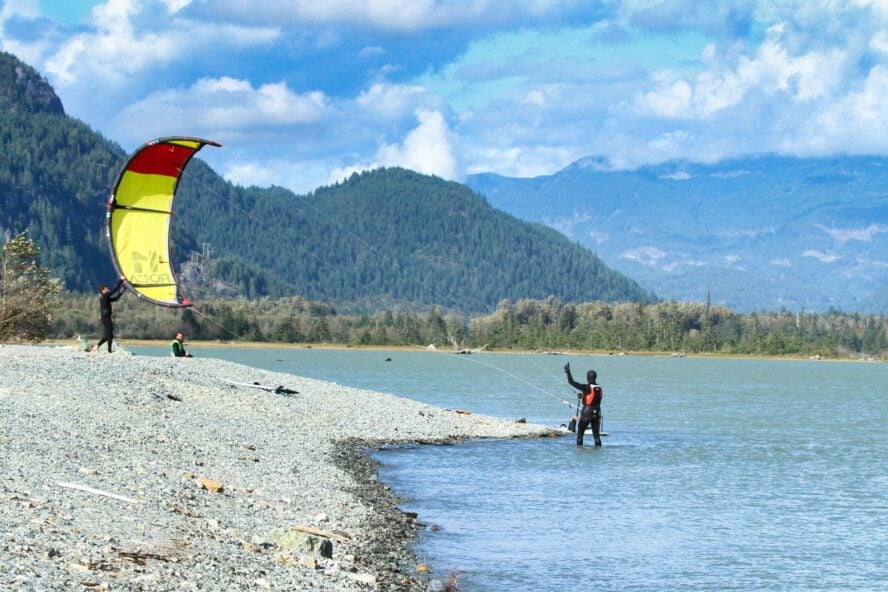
top-left (2, 0), bottom-right (888, 194)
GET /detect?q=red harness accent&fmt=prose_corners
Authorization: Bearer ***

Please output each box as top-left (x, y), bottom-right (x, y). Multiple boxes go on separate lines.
top-left (583, 386), bottom-right (602, 406)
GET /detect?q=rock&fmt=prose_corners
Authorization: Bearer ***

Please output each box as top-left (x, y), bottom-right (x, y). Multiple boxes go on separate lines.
top-left (348, 572), bottom-right (377, 585)
top-left (416, 563), bottom-right (431, 574)
top-left (268, 528), bottom-right (333, 559)
top-left (198, 477), bottom-right (223, 493)
top-left (301, 555), bottom-right (318, 569)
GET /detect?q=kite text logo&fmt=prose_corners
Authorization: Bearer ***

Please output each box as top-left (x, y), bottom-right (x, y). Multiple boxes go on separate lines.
top-left (129, 250), bottom-right (172, 285)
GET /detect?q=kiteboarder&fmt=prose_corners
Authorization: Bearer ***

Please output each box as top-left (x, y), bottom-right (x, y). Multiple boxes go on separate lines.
top-left (170, 332), bottom-right (193, 358)
top-left (564, 362), bottom-right (603, 446)
top-left (92, 279), bottom-right (126, 353)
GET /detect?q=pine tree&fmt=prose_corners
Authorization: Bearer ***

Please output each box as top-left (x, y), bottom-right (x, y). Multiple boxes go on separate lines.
top-left (0, 232), bottom-right (61, 342)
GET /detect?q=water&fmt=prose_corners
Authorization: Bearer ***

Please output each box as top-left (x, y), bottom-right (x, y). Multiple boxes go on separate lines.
top-left (132, 346), bottom-right (887, 590)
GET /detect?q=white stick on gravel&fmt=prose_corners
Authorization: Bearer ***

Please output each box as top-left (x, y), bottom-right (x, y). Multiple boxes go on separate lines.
top-left (55, 481), bottom-right (141, 504)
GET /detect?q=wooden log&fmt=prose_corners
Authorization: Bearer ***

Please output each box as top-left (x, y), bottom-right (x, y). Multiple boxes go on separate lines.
top-left (287, 524), bottom-right (349, 543)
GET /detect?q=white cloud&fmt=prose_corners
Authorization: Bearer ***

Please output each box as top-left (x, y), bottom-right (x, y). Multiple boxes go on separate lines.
top-left (588, 229), bottom-right (609, 245)
top-left (542, 212), bottom-right (592, 238)
top-left (224, 162), bottom-right (278, 187)
top-left (659, 171), bottom-right (692, 180)
top-left (42, 0), bottom-right (278, 87)
top-left (0, 0), bottom-right (53, 64)
top-left (0, 0), bottom-right (40, 20)
top-left (358, 45), bottom-right (386, 58)
top-left (160, 0), bottom-right (193, 12)
top-left (113, 76), bottom-right (328, 141)
top-left (376, 109), bottom-right (458, 179)
top-left (46, 0), bottom-right (166, 84)
top-left (8, 0), bottom-right (888, 193)
top-left (208, 0), bottom-right (585, 32)
top-left (621, 246), bottom-right (668, 267)
top-left (356, 83), bottom-right (436, 120)
top-left (770, 258), bottom-right (792, 267)
top-left (803, 249), bottom-right (841, 263)
top-left (630, 23), bottom-right (850, 121)
top-left (719, 227), bottom-right (777, 238)
top-left (326, 108), bottom-right (458, 184)
top-left (784, 65), bottom-right (888, 154)
top-left (817, 223), bottom-right (888, 244)
top-left (465, 144), bottom-right (576, 178)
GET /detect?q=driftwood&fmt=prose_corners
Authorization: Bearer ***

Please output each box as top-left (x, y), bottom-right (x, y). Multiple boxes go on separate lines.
top-left (447, 331), bottom-right (488, 354)
top-left (115, 548), bottom-right (176, 565)
top-left (287, 524), bottom-right (349, 543)
top-left (56, 481), bottom-right (140, 504)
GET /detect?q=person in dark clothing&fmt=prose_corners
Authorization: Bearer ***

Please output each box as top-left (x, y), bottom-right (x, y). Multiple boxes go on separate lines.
top-left (92, 279), bottom-right (125, 353)
top-left (565, 362), bottom-right (603, 446)
top-left (171, 332), bottom-right (193, 357)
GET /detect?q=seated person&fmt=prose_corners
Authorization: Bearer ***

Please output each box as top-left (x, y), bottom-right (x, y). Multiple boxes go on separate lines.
top-left (170, 332), bottom-right (193, 357)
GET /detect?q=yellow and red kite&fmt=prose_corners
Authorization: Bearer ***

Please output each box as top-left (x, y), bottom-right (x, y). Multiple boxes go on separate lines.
top-left (106, 136), bottom-right (221, 307)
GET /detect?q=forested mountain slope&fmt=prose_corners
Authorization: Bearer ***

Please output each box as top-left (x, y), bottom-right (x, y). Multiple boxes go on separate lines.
top-left (0, 51), bottom-right (652, 313)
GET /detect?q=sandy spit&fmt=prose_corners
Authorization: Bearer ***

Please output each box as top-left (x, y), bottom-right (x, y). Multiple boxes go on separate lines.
top-left (0, 345), bottom-right (555, 591)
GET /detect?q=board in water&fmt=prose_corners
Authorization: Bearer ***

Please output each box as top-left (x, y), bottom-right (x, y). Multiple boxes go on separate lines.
top-left (223, 379), bottom-right (298, 395)
top-left (556, 424), bottom-right (608, 436)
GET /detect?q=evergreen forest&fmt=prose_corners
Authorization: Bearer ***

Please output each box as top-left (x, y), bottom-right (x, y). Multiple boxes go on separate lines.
top-left (50, 294), bottom-right (888, 359)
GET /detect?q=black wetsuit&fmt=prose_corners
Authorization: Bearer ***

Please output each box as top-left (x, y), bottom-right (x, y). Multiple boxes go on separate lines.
top-left (96, 279), bottom-right (125, 353)
top-left (566, 369), bottom-right (602, 446)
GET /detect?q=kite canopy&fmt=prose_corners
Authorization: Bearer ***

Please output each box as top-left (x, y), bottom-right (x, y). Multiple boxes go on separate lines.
top-left (107, 136), bottom-right (221, 307)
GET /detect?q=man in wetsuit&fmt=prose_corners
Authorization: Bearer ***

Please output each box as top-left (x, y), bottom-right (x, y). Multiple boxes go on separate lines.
top-left (92, 279), bottom-right (125, 353)
top-left (564, 362), bottom-right (603, 446)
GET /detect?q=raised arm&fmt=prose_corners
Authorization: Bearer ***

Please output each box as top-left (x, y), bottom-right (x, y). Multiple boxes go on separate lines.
top-left (564, 363), bottom-right (588, 393)
top-left (109, 278), bottom-right (126, 301)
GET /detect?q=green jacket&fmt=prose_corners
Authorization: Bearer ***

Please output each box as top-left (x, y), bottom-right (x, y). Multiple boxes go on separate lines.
top-left (171, 340), bottom-right (186, 357)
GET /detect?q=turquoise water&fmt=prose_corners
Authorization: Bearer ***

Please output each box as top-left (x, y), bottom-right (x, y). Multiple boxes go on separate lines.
top-left (132, 347), bottom-right (887, 590)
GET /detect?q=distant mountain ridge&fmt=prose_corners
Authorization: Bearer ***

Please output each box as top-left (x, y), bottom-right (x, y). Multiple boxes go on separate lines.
top-left (467, 154), bottom-right (888, 313)
top-left (0, 51), bottom-right (651, 314)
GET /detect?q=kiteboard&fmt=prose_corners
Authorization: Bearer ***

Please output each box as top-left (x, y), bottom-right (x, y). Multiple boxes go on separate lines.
top-left (223, 379), bottom-right (298, 395)
top-left (556, 425), bottom-right (608, 436)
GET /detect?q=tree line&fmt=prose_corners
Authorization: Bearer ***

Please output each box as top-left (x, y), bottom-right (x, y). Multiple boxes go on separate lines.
top-left (48, 293), bottom-right (887, 359)
top-left (1, 232), bottom-right (884, 359)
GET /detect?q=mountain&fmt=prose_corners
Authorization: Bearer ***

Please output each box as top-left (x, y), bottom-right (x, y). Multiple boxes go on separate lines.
top-left (0, 51), bottom-right (651, 314)
top-left (0, 52), bottom-right (122, 289)
top-left (467, 155), bottom-right (888, 313)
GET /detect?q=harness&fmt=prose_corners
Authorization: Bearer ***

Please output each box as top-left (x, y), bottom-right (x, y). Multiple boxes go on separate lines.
top-left (583, 385), bottom-right (602, 407)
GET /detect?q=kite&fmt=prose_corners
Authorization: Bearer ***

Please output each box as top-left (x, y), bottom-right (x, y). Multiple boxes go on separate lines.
top-left (106, 136), bottom-right (221, 307)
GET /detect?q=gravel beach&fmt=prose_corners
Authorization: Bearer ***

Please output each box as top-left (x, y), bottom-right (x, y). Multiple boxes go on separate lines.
top-left (0, 345), bottom-right (554, 591)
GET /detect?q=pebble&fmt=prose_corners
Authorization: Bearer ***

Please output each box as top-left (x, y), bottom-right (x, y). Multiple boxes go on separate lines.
top-left (0, 344), bottom-right (553, 590)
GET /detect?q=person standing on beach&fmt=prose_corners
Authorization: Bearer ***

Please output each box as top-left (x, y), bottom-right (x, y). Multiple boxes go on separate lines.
top-left (564, 362), bottom-right (603, 446)
top-left (92, 279), bottom-right (125, 353)
top-left (171, 332), bottom-right (193, 357)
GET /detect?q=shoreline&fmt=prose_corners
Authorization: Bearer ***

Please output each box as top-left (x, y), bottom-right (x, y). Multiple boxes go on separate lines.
top-left (0, 344), bottom-right (554, 590)
top-left (40, 338), bottom-right (880, 363)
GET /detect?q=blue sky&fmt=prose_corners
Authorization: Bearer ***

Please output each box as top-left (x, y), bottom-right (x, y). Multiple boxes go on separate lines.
top-left (2, 0), bottom-right (888, 193)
